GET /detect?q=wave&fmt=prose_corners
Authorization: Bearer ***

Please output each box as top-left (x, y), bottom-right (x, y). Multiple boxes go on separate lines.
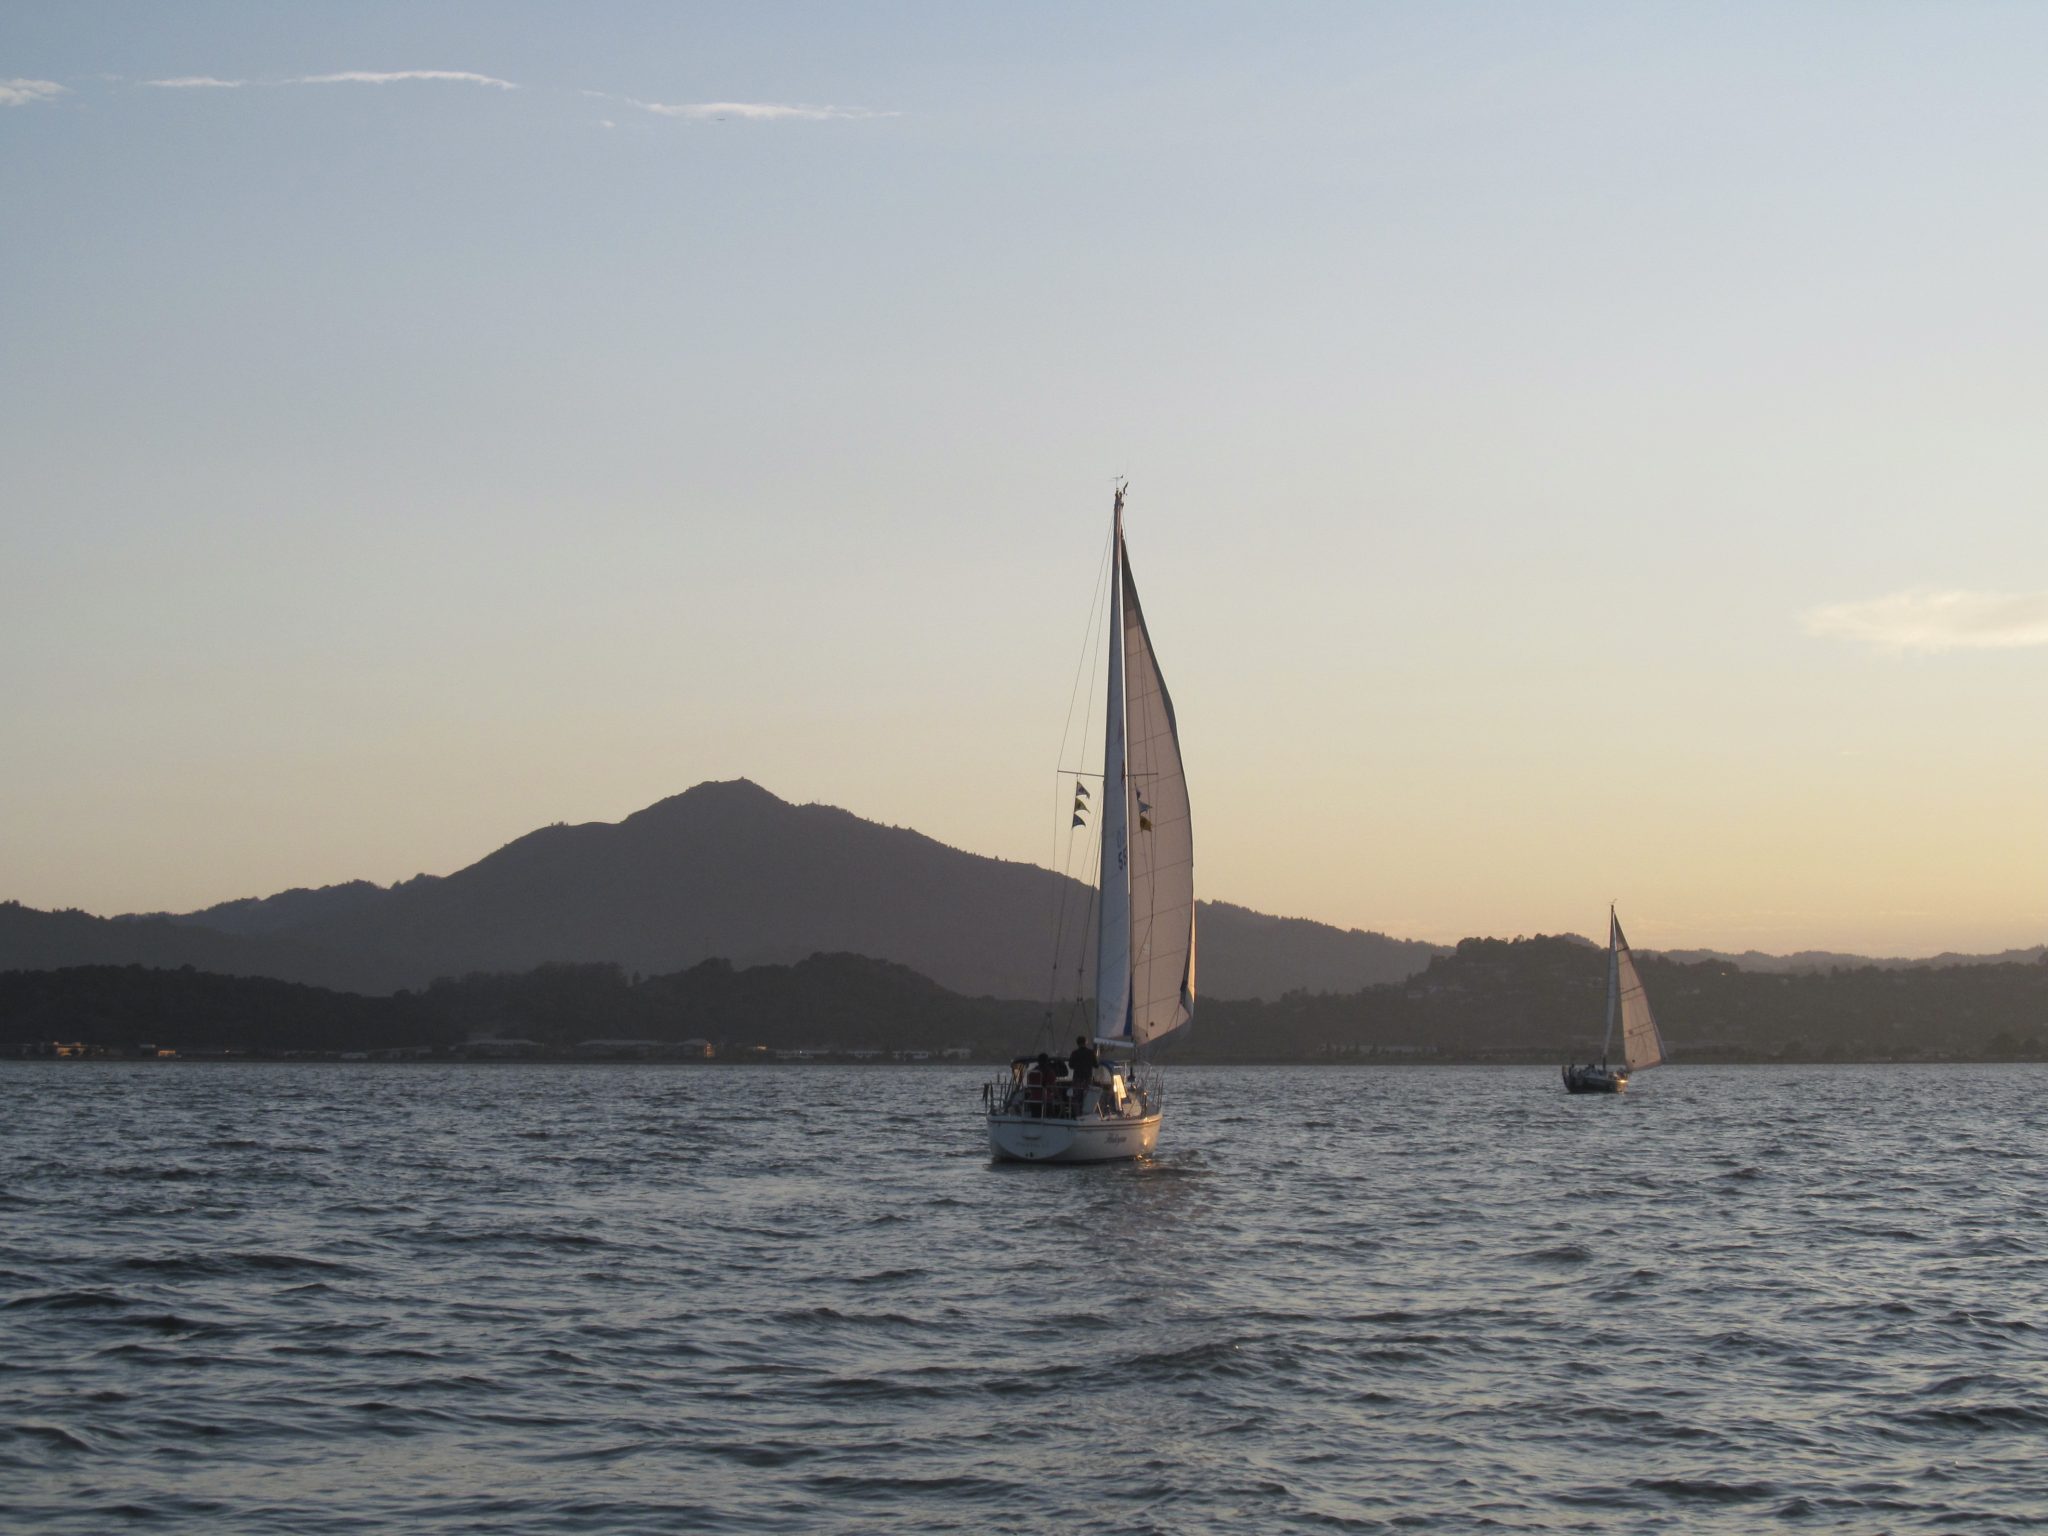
top-left (6, 1060), bottom-right (2047, 1534)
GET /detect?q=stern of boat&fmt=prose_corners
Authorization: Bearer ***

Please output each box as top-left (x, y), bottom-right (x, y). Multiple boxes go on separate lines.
top-left (986, 1110), bottom-right (1160, 1162)
top-left (1562, 1065), bottom-right (1628, 1094)
top-left (982, 1061), bottom-right (1163, 1162)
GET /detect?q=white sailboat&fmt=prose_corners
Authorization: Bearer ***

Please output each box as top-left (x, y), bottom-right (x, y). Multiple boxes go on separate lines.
top-left (1563, 907), bottom-right (1665, 1093)
top-left (985, 486), bottom-right (1194, 1162)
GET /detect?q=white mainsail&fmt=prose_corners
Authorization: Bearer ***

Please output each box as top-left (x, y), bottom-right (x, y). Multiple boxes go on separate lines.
top-left (1094, 489), bottom-right (1195, 1049)
top-left (1613, 916), bottom-right (1663, 1071)
top-left (1120, 546), bottom-right (1194, 1047)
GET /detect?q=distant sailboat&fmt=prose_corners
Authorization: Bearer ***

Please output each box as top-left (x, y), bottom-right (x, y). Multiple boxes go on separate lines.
top-left (1563, 908), bottom-right (1665, 1094)
top-left (984, 486), bottom-right (1194, 1162)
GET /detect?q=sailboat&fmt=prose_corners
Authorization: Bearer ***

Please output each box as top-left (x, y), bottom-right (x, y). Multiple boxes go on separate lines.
top-left (985, 486), bottom-right (1194, 1162)
top-left (1562, 907), bottom-right (1665, 1094)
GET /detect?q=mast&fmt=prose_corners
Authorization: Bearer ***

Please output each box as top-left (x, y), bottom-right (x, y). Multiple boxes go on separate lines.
top-left (1093, 486), bottom-right (1133, 1046)
top-left (1599, 905), bottom-right (1619, 1065)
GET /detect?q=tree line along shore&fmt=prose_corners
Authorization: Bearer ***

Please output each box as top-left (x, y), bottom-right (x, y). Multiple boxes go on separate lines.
top-left (6, 935), bottom-right (2048, 1065)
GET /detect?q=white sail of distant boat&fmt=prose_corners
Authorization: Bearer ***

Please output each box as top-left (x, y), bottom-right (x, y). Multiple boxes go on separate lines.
top-left (1613, 919), bottom-right (1664, 1072)
top-left (1563, 907), bottom-right (1665, 1093)
top-left (985, 485), bottom-right (1190, 1161)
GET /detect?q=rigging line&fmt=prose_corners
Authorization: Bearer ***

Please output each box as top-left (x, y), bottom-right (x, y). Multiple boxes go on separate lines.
top-left (1048, 532), bottom-right (1114, 1011)
top-left (1044, 522), bottom-right (1117, 1021)
top-left (1048, 522), bottom-right (1116, 810)
top-left (1075, 803), bottom-right (1103, 1005)
top-left (1068, 534), bottom-right (1110, 1017)
top-left (1074, 515), bottom-right (1121, 1032)
top-left (1054, 769), bottom-right (1108, 1054)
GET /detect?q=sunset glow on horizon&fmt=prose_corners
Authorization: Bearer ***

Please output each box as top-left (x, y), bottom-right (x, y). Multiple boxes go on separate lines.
top-left (5, 4), bottom-right (2045, 957)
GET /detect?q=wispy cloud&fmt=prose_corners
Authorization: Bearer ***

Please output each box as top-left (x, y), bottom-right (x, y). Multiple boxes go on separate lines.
top-left (1803, 589), bottom-right (2048, 653)
top-left (631, 99), bottom-right (891, 122)
top-left (14, 73), bottom-right (899, 125)
top-left (0, 78), bottom-right (65, 108)
top-left (291, 70), bottom-right (517, 90)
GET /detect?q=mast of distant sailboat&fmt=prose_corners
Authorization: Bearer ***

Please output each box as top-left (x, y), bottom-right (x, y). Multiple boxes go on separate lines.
top-left (1600, 907), bottom-right (1620, 1066)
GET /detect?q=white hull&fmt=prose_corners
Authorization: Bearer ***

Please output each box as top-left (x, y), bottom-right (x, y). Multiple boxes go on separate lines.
top-left (987, 1111), bottom-right (1161, 1163)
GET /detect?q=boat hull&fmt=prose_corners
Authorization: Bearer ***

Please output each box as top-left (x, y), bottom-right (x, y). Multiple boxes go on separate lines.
top-left (1563, 1066), bottom-right (1628, 1094)
top-left (987, 1111), bottom-right (1161, 1163)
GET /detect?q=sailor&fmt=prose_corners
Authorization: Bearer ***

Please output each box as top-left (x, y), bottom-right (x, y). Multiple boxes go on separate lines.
top-left (1068, 1035), bottom-right (1098, 1110)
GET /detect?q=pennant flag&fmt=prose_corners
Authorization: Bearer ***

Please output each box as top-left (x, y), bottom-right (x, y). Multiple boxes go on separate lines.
top-left (1074, 781), bottom-right (1090, 799)
top-left (1137, 797), bottom-right (1152, 815)
top-left (1071, 813), bottom-right (1087, 828)
top-left (1139, 816), bottom-right (1153, 831)
top-left (1073, 797), bottom-right (1088, 813)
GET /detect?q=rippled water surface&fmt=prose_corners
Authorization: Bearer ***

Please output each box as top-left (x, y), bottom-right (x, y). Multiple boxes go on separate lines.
top-left (4, 1063), bottom-right (2047, 1533)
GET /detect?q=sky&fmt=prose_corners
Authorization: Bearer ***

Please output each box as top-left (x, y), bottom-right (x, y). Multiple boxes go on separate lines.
top-left (4, 2), bottom-right (2045, 956)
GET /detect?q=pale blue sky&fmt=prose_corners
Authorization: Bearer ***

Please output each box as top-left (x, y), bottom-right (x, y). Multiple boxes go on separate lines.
top-left (4, 3), bottom-right (2045, 953)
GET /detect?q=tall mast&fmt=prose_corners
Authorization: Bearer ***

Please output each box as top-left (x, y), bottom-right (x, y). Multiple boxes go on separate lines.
top-left (1093, 485), bottom-right (1132, 1045)
top-left (1599, 904), bottom-right (1619, 1065)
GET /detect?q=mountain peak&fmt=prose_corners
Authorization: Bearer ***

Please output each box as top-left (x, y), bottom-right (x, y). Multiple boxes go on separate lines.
top-left (624, 779), bottom-right (790, 824)
top-left (2, 779), bottom-right (1449, 1001)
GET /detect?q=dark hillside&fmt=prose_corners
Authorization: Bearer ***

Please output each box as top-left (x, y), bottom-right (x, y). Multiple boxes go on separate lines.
top-left (10, 937), bottom-right (2047, 1064)
top-left (3, 782), bottom-right (1444, 1000)
top-left (0, 902), bottom-right (411, 994)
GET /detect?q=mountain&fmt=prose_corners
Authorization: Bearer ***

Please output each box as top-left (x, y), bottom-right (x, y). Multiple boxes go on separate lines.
top-left (11, 784), bottom-right (2039, 1000)
top-left (145, 879), bottom-right (396, 937)
top-left (3, 782), bottom-right (1444, 1001)
top-left (255, 778), bottom-right (1081, 996)
top-left (1194, 901), bottom-right (1443, 998)
top-left (0, 902), bottom-right (411, 993)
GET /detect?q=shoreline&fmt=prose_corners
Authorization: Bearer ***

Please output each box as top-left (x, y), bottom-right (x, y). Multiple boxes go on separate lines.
top-left (9, 1055), bottom-right (2046, 1069)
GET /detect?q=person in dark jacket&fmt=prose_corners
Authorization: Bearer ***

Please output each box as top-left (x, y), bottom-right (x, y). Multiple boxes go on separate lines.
top-left (1068, 1035), bottom-right (1098, 1110)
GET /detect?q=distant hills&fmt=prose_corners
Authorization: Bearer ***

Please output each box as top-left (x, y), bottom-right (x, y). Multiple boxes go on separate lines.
top-left (1656, 944), bottom-right (2048, 973)
top-left (1477, 934), bottom-right (2048, 975)
top-left (0, 901), bottom-right (406, 995)
top-left (1, 780), bottom-right (1443, 1001)
top-left (5, 780), bottom-right (2038, 1003)
top-left (9, 936), bottom-right (2046, 1063)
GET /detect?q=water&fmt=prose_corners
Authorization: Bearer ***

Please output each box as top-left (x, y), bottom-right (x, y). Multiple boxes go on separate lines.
top-left (3, 1063), bottom-right (2045, 1533)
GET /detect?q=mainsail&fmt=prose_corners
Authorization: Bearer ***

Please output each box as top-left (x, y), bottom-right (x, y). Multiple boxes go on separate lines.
top-left (1613, 916), bottom-right (1664, 1071)
top-left (1120, 546), bottom-right (1195, 1046)
top-left (1094, 491), bottom-right (1195, 1048)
